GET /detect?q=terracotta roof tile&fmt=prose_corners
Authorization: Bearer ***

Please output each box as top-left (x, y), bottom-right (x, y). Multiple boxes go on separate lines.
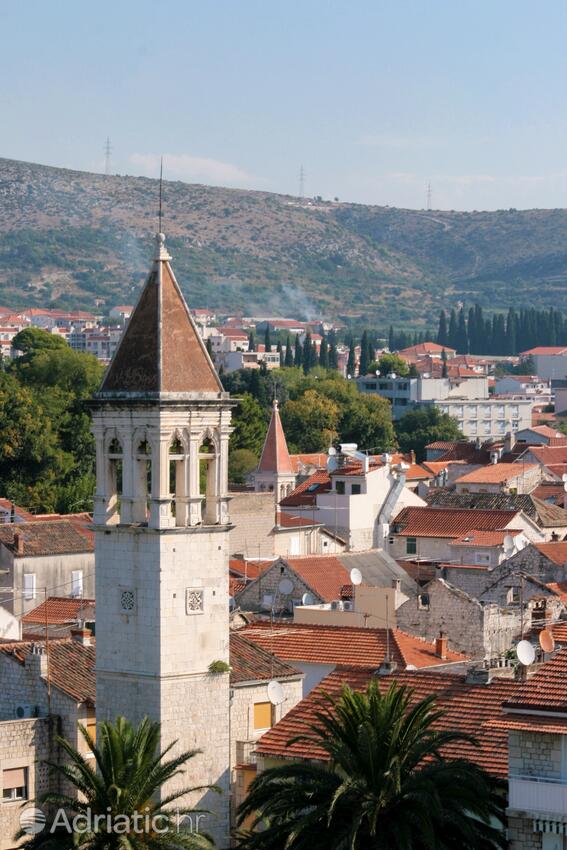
top-left (520, 347), bottom-right (567, 356)
top-left (392, 507), bottom-right (518, 538)
top-left (0, 521), bottom-right (94, 556)
top-left (255, 667), bottom-right (514, 776)
top-left (229, 559), bottom-right (273, 580)
top-left (533, 542), bottom-right (567, 566)
top-left (503, 648), bottom-right (567, 713)
top-left (257, 401), bottom-right (294, 474)
top-left (0, 639), bottom-right (96, 704)
top-left (449, 529), bottom-right (523, 547)
top-left (242, 622), bottom-right (468, 668)
top-left (277, 512), bottom-right (320, 529)
top-left (285, 556), bottom-right (352, 602)
top-left (280, 471), bottom-right (331, 508)
top-left (230, 633), bottom-right (301, 684)
top-left (22, 597), bottom-right (95, 626)
top-left (454, 464), bottom-right (537, 485)
top-left (101, 237), bottom-right (222, 395)
top-left (425, 491), bottom-right (567, 527)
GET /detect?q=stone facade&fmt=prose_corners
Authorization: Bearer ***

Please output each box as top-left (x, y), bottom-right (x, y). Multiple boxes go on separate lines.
top-left (235, 559), bottom-right (321, 613)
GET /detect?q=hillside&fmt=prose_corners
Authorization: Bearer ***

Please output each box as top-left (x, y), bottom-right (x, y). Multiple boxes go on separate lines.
top-left (2, 157), bottom-right (567, 326)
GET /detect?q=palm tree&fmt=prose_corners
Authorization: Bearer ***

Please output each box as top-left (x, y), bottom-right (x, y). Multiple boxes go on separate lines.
top-left (17, 715), bottom-right (218, 848)
top-left (236, 680), bottom-right (506, 850)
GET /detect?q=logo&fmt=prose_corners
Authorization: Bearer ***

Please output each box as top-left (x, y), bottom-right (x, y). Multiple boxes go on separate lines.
top-left (20, 807), bottom-right (46, 835)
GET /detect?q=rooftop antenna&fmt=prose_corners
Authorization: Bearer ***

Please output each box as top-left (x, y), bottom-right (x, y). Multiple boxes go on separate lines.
top-left (299, 164), bottom-right (305, 198)
top-left (426, 181), bottom-right (432, 211)
top-left (158, 157), bottom-right (164, 233)
top-left (104, 137), bottom-right (112, 176)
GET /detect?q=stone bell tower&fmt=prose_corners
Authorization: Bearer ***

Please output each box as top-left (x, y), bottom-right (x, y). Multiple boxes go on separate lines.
top-left (92, 233), bottom-right (234, 843)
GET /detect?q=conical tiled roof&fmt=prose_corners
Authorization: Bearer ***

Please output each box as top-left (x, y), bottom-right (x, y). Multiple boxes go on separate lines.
top-left (100, 234), bottom-right (222, 395)
top-left (257, 400), bottom-right (294, 474)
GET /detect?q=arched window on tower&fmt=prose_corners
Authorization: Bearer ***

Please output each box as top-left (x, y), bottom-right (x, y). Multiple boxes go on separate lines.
top-left (199, 435), bottom-right (219, 524)
top-left (107, 438), bottom-right (123, 523)
top-left (133, 438), bottom-right (151, 523)
top-left (169, 435), bottom-right (187, 526)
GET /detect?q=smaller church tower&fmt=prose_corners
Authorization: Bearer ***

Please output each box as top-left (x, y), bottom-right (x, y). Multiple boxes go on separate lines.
top-left (254, 400), bottom-right (296, 500)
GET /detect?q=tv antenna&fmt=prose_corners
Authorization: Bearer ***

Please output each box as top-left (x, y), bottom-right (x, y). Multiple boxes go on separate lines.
top-left (426, 181), bottom-right (432, 211)
top-left (299, 164), bottom-right (305, 198)
top-left (104, 137), bottom-right (112, 175)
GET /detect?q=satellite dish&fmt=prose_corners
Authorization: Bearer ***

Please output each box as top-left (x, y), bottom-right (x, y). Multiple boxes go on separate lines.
top-left (503, 534), bottom-right (515, 553)
top-left (301, 592), bottom-right (315, 606)
top-left (562, 474), bottom-right (567, 483)
top-left (328, 446), bottom-right (337, 456)
top-left (539, 629), bottom-right (555, 654)
top-left (350, 568), bottom-right (363, 586)
top-left (516, 640), bottom-right (536, 666)
top-left (375, 370), bottom-right (381, 376)
top-left (278, 577), bottom-right (294, 596)
top-left (267, 680), bottom-right (285, 706)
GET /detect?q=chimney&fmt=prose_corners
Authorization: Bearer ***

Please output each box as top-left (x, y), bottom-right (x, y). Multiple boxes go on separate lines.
top-left (376, 659), bottom-right (398, 676)
top-left (504, 431), bottom-right (513, 454)
top-left (435, 632), bottom-right (448, 660)
top-left (70, 627), bottom-right (92, 647)
top-left (410, 450), bottom-right (416, 465)
top-left (25, 643), bottom-right (48, 677)
top-left (13, 530), bottom-right (24, 556)
top-left (391, 579), bottom-right (401, 592)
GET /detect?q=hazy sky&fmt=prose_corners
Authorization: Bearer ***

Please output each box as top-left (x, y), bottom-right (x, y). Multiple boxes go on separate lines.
top-left (3, 0), bottom-right (567, 210)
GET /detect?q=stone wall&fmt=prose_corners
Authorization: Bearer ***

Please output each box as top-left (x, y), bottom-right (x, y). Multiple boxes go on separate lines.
top-left (235, 560), bottom-right (317, 613)
top-left (230, 493), bottom-right (277, 558)
top-left (0, 717), bottom-right (55, 850)
top-left (509, 730), bottom-right (562, 779)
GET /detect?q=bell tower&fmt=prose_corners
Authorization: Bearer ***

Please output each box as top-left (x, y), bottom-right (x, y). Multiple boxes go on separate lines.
top-left (92, 233), bottom-right (234, 843)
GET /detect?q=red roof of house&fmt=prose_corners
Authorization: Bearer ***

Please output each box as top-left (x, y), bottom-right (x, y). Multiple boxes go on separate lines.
top-left (526, 445), bottom-right (567, 466)
top-left (277, 512), bottom-right (320, 529)
top-left (392, 506), bottom-right (518, 538)
top-left (22, 597), bottom-right (95, 626)
top-left (255, 667), bottom-right (514, 776)
top-left (0, 520), bottom-right (94, 556)
top-left (449, 529), bottom-right (523, 547)
top-left (285, 556), bottom-right (352, 602)
top-left (257, 400), bottom-right (294, 474)
top-left (398, 342), bottom-right (456, 356)
top-left (533, 541), bottom-right (567, 566)
top-left (280, 470), bottom-right (332, 507)
top-left (230, 632), bottom-right (301, 684)
top-left (229, 559), bottom-right (273, 580)
top-left (503, 648), bottom-right (567, 713)
top-left (454, 463), bottom-right (537, 485)
top-left (521, 347), bottom-right (567, 356)
top-left (289, 453), bottom-right (327, 472)
top-left (242, 622), bottom-right (468, 668)
top-left (0, 638), bottom-right (96, 704)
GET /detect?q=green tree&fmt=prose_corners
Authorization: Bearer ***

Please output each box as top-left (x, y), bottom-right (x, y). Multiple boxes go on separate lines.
top-left (264, 324), bottom-right (272, 353)
top-left (229, 448), bottom-right (259, 484)
top-left (376, 353), bottom-right (409, 377)
top-left (19, 715), bottom-right (217, 849)
top-left (281, 389), bottom-right (339, 452)
top-left (237, 680), bottom-right (505, 850)
top-left (302, 332), bottom-right (313, 374)
top-left (294, 334), bottom-right (303, 368)
top-left (284, 335), bottom-right (294, 367)
top-left (230, 393), bottom-right (267, 455)
top-left (346, 340), bottom-right (356, 377)
top-left (437, 311), bottom-right (448, 347)
top-left (359, 330), bottom-right (370, 376)
top-left (11, 326), bottom-right (68, 357)
top-left (318, 333), bottom-right (328, 369)
top-left (206, 337), bottom-right (213, 357)
top-left (441, 348), bottom-right (448, 378)
top-left (277, 340), bottom-right (284, 364)
top-left (396, 406), bottom-right (463, 461)
top-left (328, 330), bottom-right (338, 370)
top-left (248, 331), bottom-right (256, 352)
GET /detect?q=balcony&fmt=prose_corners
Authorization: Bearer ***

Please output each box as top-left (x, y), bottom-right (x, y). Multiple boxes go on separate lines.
top-left (509, 775), bottom-right (567, 816)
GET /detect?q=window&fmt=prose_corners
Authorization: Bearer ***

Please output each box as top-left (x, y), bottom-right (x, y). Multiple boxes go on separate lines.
top-left (23, 574), bottom-right (36, 602)
top-left (364, 382), bottom-right (377, 391)
top-left (335, 481), bottom-right (345, 495)
top-left (474, 552), bottom-right (490, 565)
top-left (406, 537), bottom-right (417, 555)
top-left (398, 382), bottom-right (408, 390)
top-left (71, 570), bottom-right (83, 598)
top-left (253, 702), bottom-right (273, 730)
top-left (2, 767), bottom-right (27, 801)
top-left (379, 382), bottom-right (391, 391)
top-left (351, 484), bottom-right (361, 495)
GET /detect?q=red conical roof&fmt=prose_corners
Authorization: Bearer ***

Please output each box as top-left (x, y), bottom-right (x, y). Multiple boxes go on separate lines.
top-left (101, 234), bottom-right (222, 395)
top-left (257, 400), bottom-right (294, 474)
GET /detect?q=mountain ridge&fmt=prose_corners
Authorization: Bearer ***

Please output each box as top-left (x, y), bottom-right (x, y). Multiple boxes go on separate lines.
top-left (1, 156), bottom-right (567, 325)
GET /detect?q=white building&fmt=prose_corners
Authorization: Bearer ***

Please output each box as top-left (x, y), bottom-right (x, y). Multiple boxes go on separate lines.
top-left (434, 397), bottom-right (533, 440)
top-left (520, 346), bottom-right (567, 380)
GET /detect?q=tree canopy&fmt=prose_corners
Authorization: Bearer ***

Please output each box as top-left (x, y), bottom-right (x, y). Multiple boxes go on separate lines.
top-left (396, 406), bottom-right (463, 461)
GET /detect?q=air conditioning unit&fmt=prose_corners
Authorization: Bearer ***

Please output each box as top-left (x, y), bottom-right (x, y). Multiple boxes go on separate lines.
top-left (330, 601), bottom-right (339, 610)
top-left (342, 601), bottom-right (353, 611)
top-left (15, 704), bottom-right (35, 719)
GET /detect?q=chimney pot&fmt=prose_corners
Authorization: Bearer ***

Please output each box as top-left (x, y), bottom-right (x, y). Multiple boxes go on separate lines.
top-left (435, 632), bottom-right (448, 660)
top-left (13, 530), bottom-right (24, 556)
top-left (70, 628), bottom-right (92, 647)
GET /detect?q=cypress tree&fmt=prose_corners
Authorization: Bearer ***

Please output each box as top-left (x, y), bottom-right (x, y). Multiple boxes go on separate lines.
top-left (328, 330), bottom-right (338, 370)
top-left (303, 332), bottom-right (313, 374)
top-left (505, 308), bottom-right (517, 356)
top-left (319, 333), bottom-right (329, 368)
top-left (248, 330), bottom-right (255, 352)
top-left (388, 325), bottom-right (395, 351)
top-left (437, 311), bottom-right (448, 347)
top-left (448, 309), bottom-right (458, 351)
top-left (347, 339), bottom-right (356, 377)
top-left (441, 348), bottom-right (448, 378)
top-left (359, 330), bottom-right (369, 376)
top-left (277, 340), bottom-right (283, 364)
top-left (206, 337), bottom-right (213, 357)
top-left (284, 334), bottom-right (294, 367)
top-left (264, 324), bottom-right (272, 352)
top-left (457, 308), bottom-right (468, 353)
top-left (294, 334), bottom-right (302, 368)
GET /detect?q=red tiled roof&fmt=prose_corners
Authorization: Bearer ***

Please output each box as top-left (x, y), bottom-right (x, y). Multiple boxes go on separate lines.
top-left (230, 577), bottom-right (247, 596)
top-left (486, 714), bottom-right (567, 734)
top-left (0, 639), bottom-right (96, 704)
top-left (255, 667), bottom-right (515, 776)
top-left (454, 463), bottom-right (537, 485)
top-left (521, 347), bottom-right (567, 356)
top-left (503, 648), bottom-right (567, 713)
top-left (230, 632), bottom-right (301, 684)
top-left (22, 597), bottom-right (95, 626)
top-left (0, 520), bottom-right (94, 556)
top-left (392, 507), bottom-right (518, 538)
top-left (533, 542), bottom-right (567, 566)
top-left (449, 529), bottom-right (523, 547)
top-left (285, 556), bottom-right (351, 602)
top-left (229, 559), bottom-right (273, 580)
top-left (289, 453), bottom-right (327, 472)
top-left (277, 512), bottom-right (320, 529)
top-left (257, 401), bottom-right (294, 474)
top-left (242, 622), bottom-right (468, 668)
top-left (405, 464), bottom-right (434, 481)
top-left (399, 342), bottom-right (456, 356)
top-left (546, 582), bottom-right (567, 603)
top-left (280, 470), bottom-right (331, 507)
top-left (526, 445), bottom-right (567, 465)
top-left (0, 500), bottom-right (34, 522)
